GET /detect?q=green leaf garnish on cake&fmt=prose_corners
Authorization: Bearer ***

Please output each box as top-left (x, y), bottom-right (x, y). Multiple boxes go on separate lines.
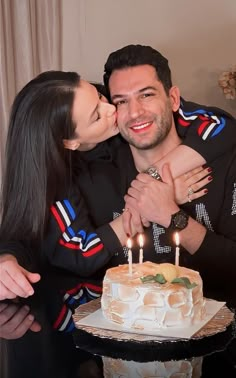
top-left (140, 274), bottom-right (167, 284)
top-left (140, 274), bottom-right (197, 289)
top-left (171, 277), bottom-right (197, 289)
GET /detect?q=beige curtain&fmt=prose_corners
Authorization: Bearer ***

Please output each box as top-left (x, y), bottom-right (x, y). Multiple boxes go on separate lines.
top-left (0, 0), bottom-right (62, 188)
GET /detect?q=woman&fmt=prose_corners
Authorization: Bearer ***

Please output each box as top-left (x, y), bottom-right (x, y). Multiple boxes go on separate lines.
top-left (0, 71), bottom-right (130, 298)
top-left (0, 71), bottom-right (214, 301)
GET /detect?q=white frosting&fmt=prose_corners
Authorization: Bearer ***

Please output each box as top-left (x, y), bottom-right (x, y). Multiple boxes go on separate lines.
top-left (103, 356), bottom-right (203, 378)
top-left (101, 262), bottom-right (205, 329)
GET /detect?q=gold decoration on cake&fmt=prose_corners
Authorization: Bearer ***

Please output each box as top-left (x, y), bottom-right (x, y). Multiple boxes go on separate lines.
top-left (141, 263), bottom-right (178, 284)
top-left (158, 263), bottom-right (178, 282)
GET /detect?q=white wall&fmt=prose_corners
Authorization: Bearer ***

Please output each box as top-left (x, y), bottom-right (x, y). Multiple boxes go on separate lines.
top-left (62, 0), bottom-right (236, 116)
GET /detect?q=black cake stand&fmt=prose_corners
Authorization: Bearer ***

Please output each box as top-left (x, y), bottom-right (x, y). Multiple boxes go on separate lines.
top-left (73, 298), bottom-right (235, 362)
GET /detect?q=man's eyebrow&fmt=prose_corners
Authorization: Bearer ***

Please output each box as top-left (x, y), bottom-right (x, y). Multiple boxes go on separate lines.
top-left (111, 94), bottom-right (125, 102)
top-left (139, 86), bottom-right (157, 93)
top-left (111, 86), bottom-right (157, 101)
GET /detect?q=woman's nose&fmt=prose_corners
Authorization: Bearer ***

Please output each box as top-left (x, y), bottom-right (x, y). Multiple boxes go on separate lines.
top-left (106, 103), bottom-right (116, 116)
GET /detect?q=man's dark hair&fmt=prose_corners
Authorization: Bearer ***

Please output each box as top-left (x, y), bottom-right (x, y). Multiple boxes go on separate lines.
top-left (90, 82), bottom-right (108, 99)
top-left (103, 44), bottom-right (172, 97)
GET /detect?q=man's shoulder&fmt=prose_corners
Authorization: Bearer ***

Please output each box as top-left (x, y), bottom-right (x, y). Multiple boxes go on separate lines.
top-left (180, 97), bottom-right (236, 120)
top-left (211, 146), bottom-right (236, 173)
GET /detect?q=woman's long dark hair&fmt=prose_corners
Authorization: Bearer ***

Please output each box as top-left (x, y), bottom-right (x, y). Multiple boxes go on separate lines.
top-left (0, 71), bottom-right (81, 241)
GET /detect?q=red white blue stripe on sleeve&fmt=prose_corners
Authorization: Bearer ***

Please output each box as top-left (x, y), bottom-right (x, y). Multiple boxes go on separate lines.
top-left (53, 304), bottom-right (75, 332)
top-left (178, 107), bottom-right (226, 140)
top-left (53, 282), bottom-right (102, 332)
top-left (51, 199), bottom-right (104, 256)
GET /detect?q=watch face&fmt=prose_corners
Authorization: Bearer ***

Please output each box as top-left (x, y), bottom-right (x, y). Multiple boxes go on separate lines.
top-left (172, 211), bottom-right (189, 229)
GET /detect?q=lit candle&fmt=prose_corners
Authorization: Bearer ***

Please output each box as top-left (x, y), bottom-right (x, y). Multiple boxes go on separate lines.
top-left (138, 233), bottom-right (144, 264)
top-left (127, 238), bottom-right (133, 275)
top-left (174, 232), bottom-right (180, 266)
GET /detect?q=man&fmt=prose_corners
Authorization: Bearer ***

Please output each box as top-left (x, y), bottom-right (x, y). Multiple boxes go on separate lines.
top-left (101, 44), bottom-right (236, 304)
top-left (104, 45), bottom-right (205, 252)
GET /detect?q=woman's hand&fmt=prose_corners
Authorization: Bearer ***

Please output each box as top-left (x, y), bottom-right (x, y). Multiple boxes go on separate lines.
top-left (174, 166), bottom-right (212, 204)
top-left (0, 302), bottom-right (41, 339)
top-left (122, 206), bottom-right (151, 237)
top-left (0, 255), bottom-right (41, 300)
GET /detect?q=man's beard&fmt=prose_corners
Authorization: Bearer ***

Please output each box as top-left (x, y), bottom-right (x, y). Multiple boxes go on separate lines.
top-left (119, 101), bottom-right (173, 150)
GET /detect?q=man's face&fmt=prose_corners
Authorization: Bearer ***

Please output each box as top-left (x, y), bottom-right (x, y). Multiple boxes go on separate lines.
top-left (109, 64), bottom-right (179, 150)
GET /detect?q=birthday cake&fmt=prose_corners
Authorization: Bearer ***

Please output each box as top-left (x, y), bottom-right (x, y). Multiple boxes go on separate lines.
top-left (101, 262), bottom-right (205, 329)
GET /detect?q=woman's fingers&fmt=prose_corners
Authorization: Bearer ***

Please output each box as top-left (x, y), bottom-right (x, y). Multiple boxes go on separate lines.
top-left (0, 302), bottom-right (9, 314)
top-left (186, 168), bottom-right (212, 203)
top-left (184, 166), bottom-right (211, 180)
top-left (0, 281), bottom-right (18, 300)
top-left (0, 269), bottom-right (32, 298)
top-left (175, 166), bottom-right (212, 205)
top-left (184, 166), bottom-right (206, 179)
top-left (0, 303), bottom-right (41, 339)
top-left (188, 174), bottom-right (212, 194)
top-left (187, 188), bottom-right (208, 202)
top-left (29, 320), bottom-right (42, 333)
top-left (122, 206), bottom-right (144, 235)
top-left (0, 303), bottom-right (24, 329)
top-left (0, 260), bottom-right (37, 299)
top-left (141, 216), bottom-right (151, 228)
top-left (122, 208), bottom-right (132, 236)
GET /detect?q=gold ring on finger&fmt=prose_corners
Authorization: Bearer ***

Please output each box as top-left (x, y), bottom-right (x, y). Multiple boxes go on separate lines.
top-left (188, 187), bottom-right (194, 196)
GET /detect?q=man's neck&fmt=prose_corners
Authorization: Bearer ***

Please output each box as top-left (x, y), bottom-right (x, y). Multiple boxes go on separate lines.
top-left (130, 129), bottom-right (182, 173)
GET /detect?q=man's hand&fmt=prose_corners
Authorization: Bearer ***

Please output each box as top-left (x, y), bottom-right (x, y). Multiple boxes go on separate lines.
top-left (0, 302), bottom-right (41, 339)
top-left (0, 255), bottom-right (41, 300)
top-left (124, 164), bottom-right (179, 227)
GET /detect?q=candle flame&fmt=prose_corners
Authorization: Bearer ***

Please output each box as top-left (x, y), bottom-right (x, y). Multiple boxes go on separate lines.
top-left (127, 238), bottom-right (132, 249)
top-left (174, 232), bottom-right (180, 246)
top-left (138, 233), bottom-right (144, 248)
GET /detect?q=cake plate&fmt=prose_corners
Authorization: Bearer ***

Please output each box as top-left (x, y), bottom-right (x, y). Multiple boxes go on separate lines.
top-left (73, 298), bottom-right (235, 362)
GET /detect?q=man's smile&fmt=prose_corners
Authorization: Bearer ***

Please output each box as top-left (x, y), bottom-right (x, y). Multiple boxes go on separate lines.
top-left (129, 121), bottom-right (153, 133)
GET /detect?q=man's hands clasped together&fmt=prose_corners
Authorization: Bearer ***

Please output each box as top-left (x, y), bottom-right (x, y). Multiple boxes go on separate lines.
top-left (125, 164), bottom-right (179, 228)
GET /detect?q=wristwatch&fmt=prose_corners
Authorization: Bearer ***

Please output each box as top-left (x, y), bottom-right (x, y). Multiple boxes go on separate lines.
top-left (144, 167), bottom-right (162, 181)
top-left (169, 209), bottom-right (189, 231)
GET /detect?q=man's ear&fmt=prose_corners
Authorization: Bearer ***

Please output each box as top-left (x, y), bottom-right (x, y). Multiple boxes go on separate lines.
top-left (169, 86), bottom-right (180, 112)
top-left (63, 139), bottom-right (80, 151)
